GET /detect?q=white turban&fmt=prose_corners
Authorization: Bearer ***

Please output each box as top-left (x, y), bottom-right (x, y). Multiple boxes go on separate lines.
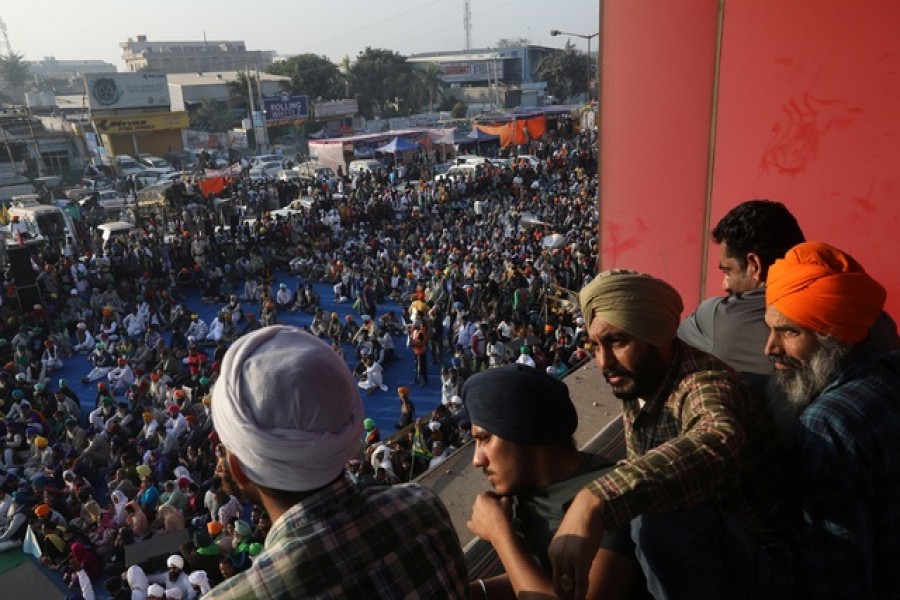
top-left (166, 554), bottom-right (184, 569)
top-left (126, 564), bottom-right (148, 591)
top-left (147, 584), bottom-right (165, 598)
top-left (188, 570), bottom-right (211, 593)
top-left (212, 325), bottom-right (364, 492)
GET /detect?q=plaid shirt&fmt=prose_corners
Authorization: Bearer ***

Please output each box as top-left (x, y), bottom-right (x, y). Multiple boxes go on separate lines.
top-left (794, 346), bottom-right (900, 598)
top-left (206, 475), bottom-right (470, 599)
top-left (587, 341), bottom-right (793, 562)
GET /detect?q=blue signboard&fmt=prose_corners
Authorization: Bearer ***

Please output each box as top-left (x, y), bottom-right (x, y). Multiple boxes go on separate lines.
top-left (263, 93), bottom-right (309, 125)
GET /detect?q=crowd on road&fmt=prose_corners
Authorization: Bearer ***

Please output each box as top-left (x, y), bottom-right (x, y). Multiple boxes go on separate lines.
top-left (0, 125), bottom-right (601, 598)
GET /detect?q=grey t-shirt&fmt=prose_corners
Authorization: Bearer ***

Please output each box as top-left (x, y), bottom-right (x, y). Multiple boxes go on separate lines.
top-left (512, 453), bottom-right (634, 575)
top-left (678, 288), bottom-right (771, 399)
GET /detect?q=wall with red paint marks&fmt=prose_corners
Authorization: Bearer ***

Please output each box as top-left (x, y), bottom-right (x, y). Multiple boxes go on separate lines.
top-left (599, 0), bottom-right (900, 319)
top-left (709, 0), bottom-right (900, 318)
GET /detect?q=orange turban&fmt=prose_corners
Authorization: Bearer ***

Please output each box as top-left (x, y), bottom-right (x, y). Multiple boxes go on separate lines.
top-left (766, 242), bottom-right (885, 343)
top-left (207, 521), bottom-right (224, 536)
top-left (34, 503), bottom-right (51, 518)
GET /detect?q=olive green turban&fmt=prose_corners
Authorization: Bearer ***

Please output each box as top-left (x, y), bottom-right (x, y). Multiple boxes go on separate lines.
top-left (578, 269), bottom-right (683, 347)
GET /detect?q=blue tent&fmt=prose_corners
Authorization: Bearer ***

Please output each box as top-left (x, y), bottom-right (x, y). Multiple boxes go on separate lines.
top-left (466, 129), bottom-right (500, 141)
top-left (375, 136), bottom-right (419, 154)
top-left (462, 128), bottom-right (499, 153)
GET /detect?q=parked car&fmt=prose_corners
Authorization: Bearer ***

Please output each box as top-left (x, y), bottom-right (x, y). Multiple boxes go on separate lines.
top-left (115, 155), bottom-right (143, 176)
top-left (136, 155), bottom-right (173, 171)
top-left (81, 177), bottom-right (115, 191)
top-left (280, 163), bottom-right (335, 186)
top-left (432, 162), bottom-right (455, 177)
top-left (157, 172), bottom-right (184, 184)
top-left (78, 189), bottom-right (130, 211)
top-left (277, 168), bottom-right (301, 182)
top-left (348, 159), bottom-right (383, 176)
top-left (65, 178), bottom-right (115, 201)
top-left (250, 154), bottom-right (284, 167)
top-left (433, 164), bottom-right (479, 184)
top-left (455, 154), bottom-right (490, 166)
top-left (134, 169), bottom-right (172, 187)
top-left (249, 160), bottom-right (286, 181)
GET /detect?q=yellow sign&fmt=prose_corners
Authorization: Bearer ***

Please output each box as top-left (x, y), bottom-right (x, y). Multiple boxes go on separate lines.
top-left (93, 111), bottom-right (189, 134)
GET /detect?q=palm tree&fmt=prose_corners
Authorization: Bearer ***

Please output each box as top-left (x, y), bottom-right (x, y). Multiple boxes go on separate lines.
top-left (535, 41), bottom-right (591, 101)
top-left (414, 63), bottom-right (444, 112)
top-left (0, 52), bottom-right (31, 102)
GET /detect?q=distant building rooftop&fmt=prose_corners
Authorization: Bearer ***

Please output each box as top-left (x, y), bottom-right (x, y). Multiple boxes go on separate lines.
top-left (166, 71), bottom-right (290, 87)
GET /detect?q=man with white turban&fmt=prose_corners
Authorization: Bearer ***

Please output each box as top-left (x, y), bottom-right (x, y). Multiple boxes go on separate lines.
top-left (548, 270), bottom-right (793, 600)
top-left (147, 584), bottom-right (166, 600)
top-left (188, 570), bottom-right (211, 596)
top-left (148, 554), bottom-right (195, 600)
top-left (764, 241), bottom-right (900, 598)
top-left (206, 325), bottom-right (469, 599)
top-left (126, 564), bottom-right (150, 599)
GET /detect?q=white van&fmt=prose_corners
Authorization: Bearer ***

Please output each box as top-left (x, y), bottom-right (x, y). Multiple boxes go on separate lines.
top-left (455, 154), bottom-right (490, 167)
top-left (433, 164), bottom-right (479, 184)
top-left (348, 159), bottom-right (383, 176)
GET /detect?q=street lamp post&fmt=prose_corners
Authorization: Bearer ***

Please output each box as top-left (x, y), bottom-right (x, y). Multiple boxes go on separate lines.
top-left (550, 29), bottom-right (599, 102)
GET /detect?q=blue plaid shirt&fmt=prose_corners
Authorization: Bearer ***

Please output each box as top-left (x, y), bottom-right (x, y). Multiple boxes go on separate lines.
top-left (793, 346), bottom-right (900, 598)
top-left (206, 475), bottom-right (470, 599)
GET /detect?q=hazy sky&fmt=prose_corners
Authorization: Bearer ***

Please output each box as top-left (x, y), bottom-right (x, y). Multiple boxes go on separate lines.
top-left (3, 0), bottom-right (598, 69)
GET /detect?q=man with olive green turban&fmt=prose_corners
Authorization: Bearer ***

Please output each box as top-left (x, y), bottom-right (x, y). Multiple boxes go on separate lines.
top-left (548, 270), bottom-right (793, 600)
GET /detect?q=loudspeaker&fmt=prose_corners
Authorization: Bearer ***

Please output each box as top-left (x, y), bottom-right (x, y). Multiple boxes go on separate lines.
top-left (6, 248), bottom-right (38, 286)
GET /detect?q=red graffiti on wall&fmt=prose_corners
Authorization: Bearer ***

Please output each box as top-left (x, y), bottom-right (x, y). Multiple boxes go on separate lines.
top-left (759, 93), bottom-right (861, 176)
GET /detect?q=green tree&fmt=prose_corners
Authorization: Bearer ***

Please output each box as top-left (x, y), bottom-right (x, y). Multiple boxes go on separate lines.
top-left (348, 48), bottom-right (416, 119)
top-left (413, 63), bottom-right (444, 112)
top-left (190, 98), bottom-right (237, 132)
top-left (535, 41), bottom-right (591, 101)
top-left (494, 37), bottom-right (531, 49)
top-left (227, 71), bottom-right (254, 112)
top-left (451, 101), bottom-right (468, 119)
top-left (266, 54), bottom-right (344, 101)
top-left (0, 52), bottom-right (31, 102)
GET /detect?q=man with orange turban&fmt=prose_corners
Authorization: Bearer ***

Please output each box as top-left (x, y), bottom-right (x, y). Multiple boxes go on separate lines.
top-left (764, 241), bottom-right (900, 598)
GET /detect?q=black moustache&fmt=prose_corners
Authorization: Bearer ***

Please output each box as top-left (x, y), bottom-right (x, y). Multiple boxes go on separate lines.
top-left (603, 368), bottom-right (634, 379)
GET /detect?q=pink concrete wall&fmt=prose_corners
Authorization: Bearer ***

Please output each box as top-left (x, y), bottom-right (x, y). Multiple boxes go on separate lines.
top-left (599, 0), bottom-right (900, 318)
top-left (709, 0), bottom-right (900, 318)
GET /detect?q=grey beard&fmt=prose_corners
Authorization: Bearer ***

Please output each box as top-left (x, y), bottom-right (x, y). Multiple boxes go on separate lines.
top-left (769, 334), bottom-right (851, 413)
